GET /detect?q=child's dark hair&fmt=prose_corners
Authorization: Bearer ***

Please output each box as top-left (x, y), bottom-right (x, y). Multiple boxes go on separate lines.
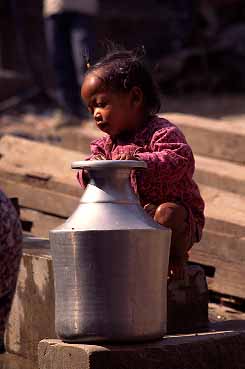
top-left (85, 47), bottom-right (161, 115)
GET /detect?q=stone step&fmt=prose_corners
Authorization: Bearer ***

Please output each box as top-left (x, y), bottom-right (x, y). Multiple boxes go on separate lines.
top-left (190, 228), bottom-right (245, 298)
top-left (163, 113), bottom-right (245, 164)
top-left (6, 248), bottom-right (55, 363)
top-left (38, 331), bottom-right (245, 369)
top-left (194, 154), bottom-right (245, 196)
top-left (0, 134), bottom-right (82, 189)
top-left (200, 185), bottom-right (245, 237)
top-left (190, 185), bottom-right (245, 298)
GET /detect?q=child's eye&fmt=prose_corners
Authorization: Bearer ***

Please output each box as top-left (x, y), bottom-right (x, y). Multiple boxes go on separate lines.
top-left (97, 102), bottom-right (106, 108)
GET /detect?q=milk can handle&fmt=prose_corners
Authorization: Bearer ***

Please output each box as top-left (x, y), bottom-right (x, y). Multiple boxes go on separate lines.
top-left (71, 160), bottom-right (147, 170)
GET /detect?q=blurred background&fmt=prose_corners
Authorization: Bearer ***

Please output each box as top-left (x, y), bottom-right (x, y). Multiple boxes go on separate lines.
top-left (0, 4), bottom-right (245, 359)
top-left (1, 0), bottom-right (245, 116)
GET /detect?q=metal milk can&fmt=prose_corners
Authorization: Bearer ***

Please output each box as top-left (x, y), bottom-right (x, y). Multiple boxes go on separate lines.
top-left (49, 160), bottom-right (171, 342)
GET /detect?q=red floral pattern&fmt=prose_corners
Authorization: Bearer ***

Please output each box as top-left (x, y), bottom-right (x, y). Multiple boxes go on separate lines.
top-left (0, 190), bottom-right (22, 335)
top-left (78, 116), bottom-right (205, 243)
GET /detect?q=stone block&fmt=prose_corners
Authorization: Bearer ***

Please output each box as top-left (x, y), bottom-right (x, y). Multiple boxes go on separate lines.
top-left (163, 113), bottom-right (245, 164)
top-left (5, 248), bottom-right (56, 363)
top-left (38, 328), bottom-right (245, 369)
top-left (194, 154), bottom-right (245, 196)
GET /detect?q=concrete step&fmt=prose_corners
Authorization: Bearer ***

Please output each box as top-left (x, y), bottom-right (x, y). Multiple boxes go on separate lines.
top-left (38, 331), bottom-right (245, 369)
top-left (163, 113), bottom-right (245, 164)
top-left (0, 134), bottom-right (82, 189)
top-left (200, 185), bottom-right (245, 237)
top-left (190, 185), bottom-right (245, 297)
top-left (194, 154), bottom-right (245, 196)
top-left (190, 228), bottom-right (245, 298)
top-left (6, 248), bottom-right (55, 363)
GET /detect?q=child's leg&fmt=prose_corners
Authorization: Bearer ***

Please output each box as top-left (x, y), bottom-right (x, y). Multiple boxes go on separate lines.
top-left (146, 202), bottom-right (193, 279)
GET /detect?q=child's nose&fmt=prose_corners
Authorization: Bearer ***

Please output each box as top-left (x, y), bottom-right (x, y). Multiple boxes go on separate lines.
top-left (94, 110), bottom-right (103, 122)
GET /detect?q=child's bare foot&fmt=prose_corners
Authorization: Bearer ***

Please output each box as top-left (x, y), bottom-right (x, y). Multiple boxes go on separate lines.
top-left (168, 260), bottom-right (186, 280)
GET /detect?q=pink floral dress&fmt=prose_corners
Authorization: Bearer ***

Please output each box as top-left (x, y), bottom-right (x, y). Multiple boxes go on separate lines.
top-left (78, 116), bottom-right (205, 245)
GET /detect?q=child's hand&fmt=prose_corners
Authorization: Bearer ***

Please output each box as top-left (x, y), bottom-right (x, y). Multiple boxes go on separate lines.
top-left (92, 154), bottom-right (106, 160)
top-left (144, 203), bottom-right (157, 218)
top-left (114, 154), bottom-right (138, 160)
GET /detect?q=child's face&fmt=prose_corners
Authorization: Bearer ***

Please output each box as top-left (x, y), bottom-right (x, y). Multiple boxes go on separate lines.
top-left (81, 71), bottom-right (143, 137)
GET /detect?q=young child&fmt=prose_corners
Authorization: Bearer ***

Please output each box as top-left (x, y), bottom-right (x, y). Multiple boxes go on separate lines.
top-left (78, 48), bottom-right (205, 280)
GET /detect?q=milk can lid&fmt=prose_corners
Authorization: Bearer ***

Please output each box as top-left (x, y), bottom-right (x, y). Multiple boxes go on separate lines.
top-left (71, 160), bottom-right (147, 170)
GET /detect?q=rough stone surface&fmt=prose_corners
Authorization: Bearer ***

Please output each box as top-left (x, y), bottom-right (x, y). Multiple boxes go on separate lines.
top-left (38, 329), bottom-right (245, 369)
top-left (194, 154), bottom-right (245, 196)
top-left (163, 113), bottom-right (245, 164)
top-left (5, 248), bottom-right (56, 363)
top-left (200, 185), bottom-right (245, 233)
top-left (0, 134), bottom-right (83, 189)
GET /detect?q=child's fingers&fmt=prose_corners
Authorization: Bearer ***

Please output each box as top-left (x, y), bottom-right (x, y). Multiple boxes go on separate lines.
top-left (144, 203), bottom-right (157, 217)
top-left (114, 154), bottom-right (125, 160)
top-left (92, 154), bottom-right (106, 160)
top-left (114, 154), bottom-right (138, 160)
top-left (126, 154), bottom-right (138, 160)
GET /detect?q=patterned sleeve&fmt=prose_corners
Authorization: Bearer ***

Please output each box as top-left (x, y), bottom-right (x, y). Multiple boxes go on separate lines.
top-left (90, 137), bottom-right (108, 158)
top-left (135, 126), bottom-right (195, 183)
top-left (77, 137), bottom-right (107, 188)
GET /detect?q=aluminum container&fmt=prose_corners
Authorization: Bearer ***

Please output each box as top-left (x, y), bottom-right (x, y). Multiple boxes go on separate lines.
top-left (49, 160), bottom-right (171, 342)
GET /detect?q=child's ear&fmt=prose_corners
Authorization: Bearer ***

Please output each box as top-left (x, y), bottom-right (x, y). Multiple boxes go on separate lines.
top-left (130, 86), bottom-right (143, 107)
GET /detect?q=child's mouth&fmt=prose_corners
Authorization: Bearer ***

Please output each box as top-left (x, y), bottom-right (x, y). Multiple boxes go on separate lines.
top-left (97, 121), bottom-right (110, 131)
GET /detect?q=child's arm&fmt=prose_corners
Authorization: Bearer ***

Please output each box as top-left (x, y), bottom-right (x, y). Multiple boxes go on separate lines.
top-left (89, 138), bottom-right (107, 160)
top-left (134, 126), bottom-right (194, 183)
top-left (77, 137), bottom-right (107, 188)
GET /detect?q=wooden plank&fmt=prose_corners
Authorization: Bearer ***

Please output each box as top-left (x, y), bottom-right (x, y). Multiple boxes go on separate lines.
top-left (0, 134), bottom-right (85, 187)
top-left (164, 113), bottom-right (245, 164)
top-left (192, 229), bottom-right (245, 264)
top-left (200, 185), bottom-right (245, 237)
top-left (194, 154), bottom-right (245, 197)
top-left (190, 248), bottom-right (245, 299)
top-left (0, 177), bottom-right (79, 218)
top-left (204, 217), bottom-right (245, 239)
top-left (0, 166), bottom-right (81, 197)
top-left (21, 208), bottom-right (64, 237)
top-left (190, 229), bottom-right (245, 298)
